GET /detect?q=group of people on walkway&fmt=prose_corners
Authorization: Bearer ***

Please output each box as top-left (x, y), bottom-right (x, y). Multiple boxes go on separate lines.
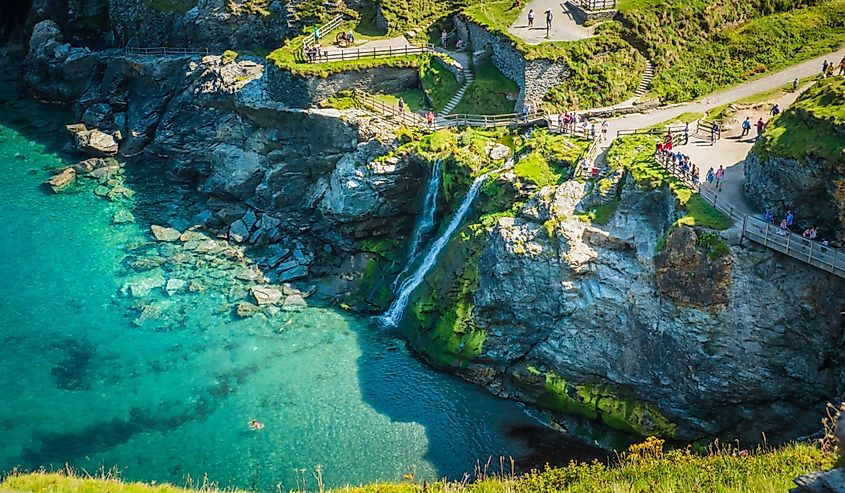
top-left (739, 116), bottom-right (768, 141)
top-left (524, 8), bottom-right (554, 38)
top-left (763, 209), bottom-right (837, 247)
top-left (821, 56), bottom-right (845, 78)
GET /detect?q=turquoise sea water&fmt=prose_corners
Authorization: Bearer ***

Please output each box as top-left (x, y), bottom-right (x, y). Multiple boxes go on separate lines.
top-left (0, 84), bottom-right (550, 490)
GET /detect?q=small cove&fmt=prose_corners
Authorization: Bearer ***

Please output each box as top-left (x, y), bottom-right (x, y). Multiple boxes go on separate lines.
top-left (0, 79), bottom-right (612, 490)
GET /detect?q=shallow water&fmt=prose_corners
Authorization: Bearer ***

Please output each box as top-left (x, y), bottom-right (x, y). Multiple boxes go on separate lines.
top-left (0, 84), bottom-right (550, 490)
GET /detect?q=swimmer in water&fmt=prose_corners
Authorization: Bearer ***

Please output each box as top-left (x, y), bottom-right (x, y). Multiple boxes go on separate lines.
top-left (248, 419), bottom-right (264, 430)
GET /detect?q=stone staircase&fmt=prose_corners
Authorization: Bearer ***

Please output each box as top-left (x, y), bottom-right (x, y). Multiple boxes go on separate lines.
top-left (440, 64), bottom-right (474, 116)
top-left (633, 59), bottom-right (654, 99)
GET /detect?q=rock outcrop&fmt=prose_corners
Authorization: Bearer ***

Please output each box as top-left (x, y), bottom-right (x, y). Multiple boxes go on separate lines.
top-left (411, 176), bottom-right (845, 442)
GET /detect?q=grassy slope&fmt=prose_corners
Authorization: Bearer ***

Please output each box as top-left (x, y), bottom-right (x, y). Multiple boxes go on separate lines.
top-left (2, 440), bottom-right (834, 493)
top-left (619, 0), bottom-right (845, 103)
top-left (420, 57), bottom-right (461, 111)
top-left (450, 61), bottom-right (520, 115)
top-left (759, 76), bottom-right (845, 167)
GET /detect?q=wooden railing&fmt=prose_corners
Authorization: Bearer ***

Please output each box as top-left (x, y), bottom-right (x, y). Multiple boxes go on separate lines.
top-left (438, 109), bottom-right (546, 128)
top-left (301, 14), bottom-right (344, 50)
top-left (357, 93), bottom-right (428, 128)
top-left (124, 47), bottom-right (211, 56)
top-left (696, 120), bottom-right (722, 140)
top-left (306, 43), bottom-right (432, 63)
top-left (577, 0), bottom-right (617, 10)
top-left (575, 136), bottom-right (603, 178)
top-left (616, 125), bottom-right (687, 138)
top-left (653, 152), bottom-right (845, 278)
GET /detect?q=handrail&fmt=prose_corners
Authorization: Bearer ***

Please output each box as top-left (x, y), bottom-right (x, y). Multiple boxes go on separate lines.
top-left (653, 152), bottom-right (844, 278)
top-left (124, 46), bottom-right (211, 56)
top-left (358, 93), bottom-right (427, 127)
top-left (301, 14), bottom-right (344, 50)
top-left (575, 136), bottom-right (602, 178)
top-left (616, 125), bottom-right (686, 137)
top-left (577, 0), bottom-right (617, 10)
top-left (305, 43), bottom-right (431, 63)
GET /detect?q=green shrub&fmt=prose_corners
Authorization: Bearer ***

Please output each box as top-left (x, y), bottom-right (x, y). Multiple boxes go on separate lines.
top-left (696, 231), bottom-right (731, 259)
top-left (221, 50), bottom-right (239, 63)
top-left (420, 57), bottom-right (461, 111)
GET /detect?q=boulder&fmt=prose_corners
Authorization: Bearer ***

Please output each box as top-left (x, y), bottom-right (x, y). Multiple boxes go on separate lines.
top-left (791, 469), bottom-right (845, 492)
top-left (45, 167), bottom-right (75, 192)
top-left (123, 273), bottom-right (166, 298)
top-left (229, 219), bottom-right (249, 243)
top-left (235, 301), bottom-right (260, 318)
top-left (150, 225), bottom-right (181, 242)
top-left (251, 286), bottom-right (283, 306)
top-left (67, 124), bottom-right (119, 157)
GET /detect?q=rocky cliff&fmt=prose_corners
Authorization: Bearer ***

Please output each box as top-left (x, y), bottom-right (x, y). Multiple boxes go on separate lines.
top-left (22, 19), bottom-right (430, 306)
top-left (745, 77), bottom-right (845, 241)
top-left (406, 168), bottom-right (845, 442)
top-left (23, 0), bottom-right (287, 49)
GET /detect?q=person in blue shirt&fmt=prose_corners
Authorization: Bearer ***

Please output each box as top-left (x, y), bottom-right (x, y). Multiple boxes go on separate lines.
top-left (741, 117), bottom-right (751, 138)
top-left (786, 210), bottom-right (794, 229)
top-left (764, 210), bottom-right (773, 223)
top-left (771, 104), bottom-right (781, 116)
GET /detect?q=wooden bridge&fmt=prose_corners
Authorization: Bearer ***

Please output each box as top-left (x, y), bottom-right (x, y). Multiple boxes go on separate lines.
top-left (655, 153), bottom-right (845, 279)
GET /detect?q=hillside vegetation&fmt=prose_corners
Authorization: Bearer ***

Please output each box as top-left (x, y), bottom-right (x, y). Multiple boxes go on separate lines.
top-left (759, 76), bottom-right (845, 168)
top-left (1, 439), bottom-right (835, 493)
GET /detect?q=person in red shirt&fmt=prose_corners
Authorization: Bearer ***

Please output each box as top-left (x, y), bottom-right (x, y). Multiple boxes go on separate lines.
top-left (756, 118), bottom-right (765, 141)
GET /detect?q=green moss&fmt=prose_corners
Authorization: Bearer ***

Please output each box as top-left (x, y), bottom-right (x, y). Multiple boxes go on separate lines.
top-left (420, 57), bottom-right (461, 111)
top-left (696, 231), bottom-right (731, 260)
top-left (143, 0), bottom-right (197, 12)
top-left (579, 201), bottom-right (620, 225)
top-left (222, 50), bottom-right (239, 63)
top-left (450, 60), bottom-right (520, 115)
top-left (513, 130), bottom-right (590, 188)
top-left (543, 372), bottom-right (677, 437)
top-left (225, 0), bottom-right (272, 16)
top-left (409, 232), bottom-right (486, 366)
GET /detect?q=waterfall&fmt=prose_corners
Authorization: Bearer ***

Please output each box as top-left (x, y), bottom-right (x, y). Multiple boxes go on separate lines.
top-left (392, 159), bottom-right (442, 290)
top-left (379, 162), bottom-right (510, 327)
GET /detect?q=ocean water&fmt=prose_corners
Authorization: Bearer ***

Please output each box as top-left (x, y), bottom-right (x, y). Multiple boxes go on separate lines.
top-left (0, 83), bottom-right (548, 490)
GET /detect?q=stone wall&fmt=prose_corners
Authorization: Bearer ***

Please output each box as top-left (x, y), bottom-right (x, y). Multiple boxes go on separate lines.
top-left (454, 15), bottom-right (570, 109)
top-left (434, 55), bottom-right (465, 85)
top-left (267, 65), bottom-right (420, 108)
top-left (564, 1), bottom-right (618, 23)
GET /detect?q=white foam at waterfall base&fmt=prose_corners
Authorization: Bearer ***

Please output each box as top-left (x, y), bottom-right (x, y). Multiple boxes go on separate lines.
top-left (380, 161), bottom-right (512, 327)
top-left (392, 159), bottom-right (442, 290)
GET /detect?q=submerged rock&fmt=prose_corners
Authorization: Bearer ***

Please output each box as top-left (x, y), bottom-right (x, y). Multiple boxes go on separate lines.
top-left (150, 225), bottom-right (181, 242)
top-left (235, 301), bottom-right (260, 318)
top-left (45, 167), bottom-right (75, 192)
top-left (251, 286), bottom-right (283, 306)
top-left (165, 278), bottom-right (186, 296)
top-left (112, 209), bottom-right (135, 224)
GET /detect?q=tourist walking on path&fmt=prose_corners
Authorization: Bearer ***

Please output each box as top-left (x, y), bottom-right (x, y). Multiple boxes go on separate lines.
top-left (528, 9), bottom-right (534, 28)
top-left (840, 56), bottom-right (845, 75)
top-left (706, 167), bottom-right (715, 187)
top-left (786, 210), bottom-right (794, 230)
top-left (710, 122), bottom-right (719, 145)
top-left (756, 117), bottom-right (765, 140)
top-left (827, 63), bottom-right (835, 78)
top-left (684, 123), bottom-right (689, 145)
top-left (715, 165), bottom-right (724, 191)
top-left (441, 29), bottom-right (448, 48)
top-left (426, 111), bottom-right (435, 129)
top-left (601, 120), bottom-right (608, 141)
top-left (545, 9), bottom-right (553, 38)
top-left (771, 104), bottom-right (780, 116)
top-left (823, 60), bottom-right (829, 74)
top-left (793, 78), bottom-right (798, 91)
top-left (741, 117), bottom-right (751, 138)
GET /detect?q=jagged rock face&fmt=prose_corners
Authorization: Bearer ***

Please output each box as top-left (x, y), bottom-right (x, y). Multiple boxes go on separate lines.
top-left (22, 23), bottom-right (427, 278)
top-left (745, 151), bottom-right (844, 240)
top-left (466, 179), bottom-right (845, 442)
top-left (653, 226), bottom-right (732, 307)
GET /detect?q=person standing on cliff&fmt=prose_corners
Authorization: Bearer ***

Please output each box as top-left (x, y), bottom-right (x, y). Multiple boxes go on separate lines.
top-left (441, 29), bottom-right (448, 48)
top-left (545, 9), bottom-right (553, 38)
